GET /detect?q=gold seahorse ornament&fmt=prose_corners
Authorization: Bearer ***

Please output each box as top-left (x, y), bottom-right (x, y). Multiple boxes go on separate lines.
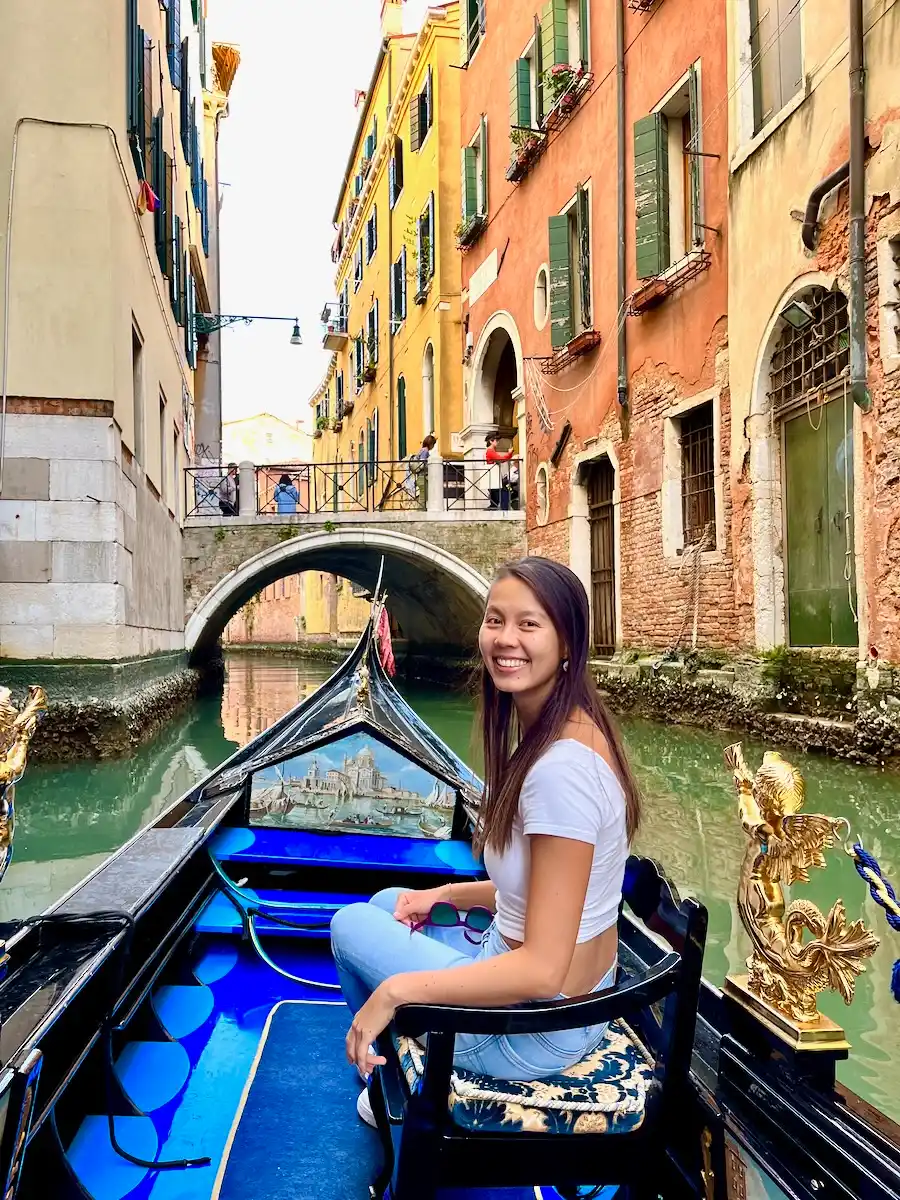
top-left (0, 686), bottom-right (48, 886)
top-left (724, 743), bottom-right (879, 1028)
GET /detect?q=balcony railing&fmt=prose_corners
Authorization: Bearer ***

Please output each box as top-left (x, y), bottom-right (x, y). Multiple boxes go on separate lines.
top-left (184, 459), bottom-right (523, 519)
top-left (320, 302), bottom-right (349, 351)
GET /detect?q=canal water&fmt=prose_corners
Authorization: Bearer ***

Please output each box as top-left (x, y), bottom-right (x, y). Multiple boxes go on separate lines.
top-left (10, 652), bottom-right (900, 1123)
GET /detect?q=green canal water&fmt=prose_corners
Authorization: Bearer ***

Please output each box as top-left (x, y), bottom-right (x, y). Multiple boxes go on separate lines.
top-left (9, 653), bottom-right (900, 1122)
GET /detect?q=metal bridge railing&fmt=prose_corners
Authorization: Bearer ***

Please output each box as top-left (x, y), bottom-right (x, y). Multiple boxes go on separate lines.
top-left (183, 458), bottom-right (522, 518)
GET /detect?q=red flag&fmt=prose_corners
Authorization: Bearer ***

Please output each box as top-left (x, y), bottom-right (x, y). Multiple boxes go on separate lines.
top-left (137, 180), bottom-right (159, 214)
top-left (376, 606), bottom-right (396, 677)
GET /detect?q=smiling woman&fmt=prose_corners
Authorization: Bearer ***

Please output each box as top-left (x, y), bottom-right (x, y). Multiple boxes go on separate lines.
top-left (329, 556), bottom-right (642, 1126)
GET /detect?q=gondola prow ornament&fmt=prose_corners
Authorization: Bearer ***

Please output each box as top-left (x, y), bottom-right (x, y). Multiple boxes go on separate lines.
top-left (0, 686), bottom-right (48, 887)
top-left (723, 742), bottom-right (879, 1050)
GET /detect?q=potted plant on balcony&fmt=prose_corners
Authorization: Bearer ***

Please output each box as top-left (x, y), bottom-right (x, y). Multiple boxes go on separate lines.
top-left (544, 64), bottom-right (586, 116)
top-left (342, 397), bottom-right (355, 417)
top-left (363, 335), bottom-right (377, 382)
top-left (313, 415), bottom-right (328, 440)
top-left (454, 214), bottom-right (486, 250)
top-left (505, 128), bottom-right (544, 181)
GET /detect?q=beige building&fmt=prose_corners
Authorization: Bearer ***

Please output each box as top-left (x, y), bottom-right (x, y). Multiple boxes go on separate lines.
top-left (726, 0), bottom-right (900, 668)
top-left (0, 0), bottom-right (237, 661)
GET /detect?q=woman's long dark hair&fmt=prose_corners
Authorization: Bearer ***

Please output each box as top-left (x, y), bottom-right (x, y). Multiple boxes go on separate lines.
top-left (473, 556), bottom-right (641, 856)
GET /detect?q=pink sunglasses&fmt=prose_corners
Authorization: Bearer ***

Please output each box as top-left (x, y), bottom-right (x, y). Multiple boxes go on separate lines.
top-left (410, 901), bottom-right (494, 944)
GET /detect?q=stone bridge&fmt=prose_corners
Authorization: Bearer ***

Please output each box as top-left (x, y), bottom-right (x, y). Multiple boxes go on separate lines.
top-left (182, 511), bottom-right (527, 661)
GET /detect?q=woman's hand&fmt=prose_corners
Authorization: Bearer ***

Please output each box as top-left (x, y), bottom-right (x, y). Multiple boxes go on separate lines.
top-left (392, 885), bottom-right (447, 927)
top-left (346, 983), bottom-right (394, 1078)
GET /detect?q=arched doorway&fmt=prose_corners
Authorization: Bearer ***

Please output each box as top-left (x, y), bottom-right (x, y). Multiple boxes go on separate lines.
top-left (473, 327), bottom-right (518, 438)
top-left (751, 283), bottom-right (859, 649)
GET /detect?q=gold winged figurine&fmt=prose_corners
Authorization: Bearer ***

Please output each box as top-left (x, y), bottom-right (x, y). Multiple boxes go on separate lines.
top-left (723, 742), bottom-right (879, 1037)
top-left (0, 686), bottom-right (48, 886)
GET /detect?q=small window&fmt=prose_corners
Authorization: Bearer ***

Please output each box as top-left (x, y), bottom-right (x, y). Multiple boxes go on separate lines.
top-left (416, 193), bottom-right (436, 298)
top-left (366, 302), bottom-right (379, 367)
top-left (173, 426), bottom-right (180, 517)
top-left (679, 402), bottom-right (715, 548)
top-left (411, 67), bottom-right (434, 151)
top-left (389, 137), bottom-right (404, 207)
top-left (547, 184), bottom-right (591, 349)
top-left (463, 0), bottom-right (486, 62)
top-left (535, 462), bottom-right (550, 526)
top-left (397, 376), bottom-right (408, 459)
top-left (635, 65), bottom-right (702, 280)
top-left (391, 247), bottom-right (408, 330)
top-left (461, 118), bottom-right (488, 225)
top-left (365, 208), bottom-right (378, 262)
top-left (131, 324), bottom-right (144, 464)
top-left (750, 0), bottom-right (802, 133)
top-left (353, 242), bottom-right (363, 291)
top-left (534, 264), bottom-right (550, 329)
top-left (159, 391), bottom-right (167, 499)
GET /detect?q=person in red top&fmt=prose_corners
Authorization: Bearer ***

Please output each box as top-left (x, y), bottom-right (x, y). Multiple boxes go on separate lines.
top-left (485, 432), bottom-right (515, 510)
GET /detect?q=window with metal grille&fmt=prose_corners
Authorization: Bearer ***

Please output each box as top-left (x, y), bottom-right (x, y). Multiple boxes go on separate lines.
top-left (768, 287), bottom-right (849, 416)
top-left (680, 402), bottom-right (715, 548)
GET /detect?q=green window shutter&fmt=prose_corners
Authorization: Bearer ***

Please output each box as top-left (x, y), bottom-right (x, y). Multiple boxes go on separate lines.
top-left (479, 115), bottom-right (489, 215)
top-left (400, 247), bottom-right (407, 318)
top-left (579, 0), bottom-right (590, 67)
top-left (510, 60), bottom-right (531, 131)
top-left (462, 146), bottom-right (477, 221)
top-left (168, 0), bottom-right (182, 89)
top-left (540, 0), bottom-right (569, 70)
top-left (634, 112), bottom-right (670, 280)
top-left (171, 215), bottom-right (181, 317)
top-left (410, 99), bottom-right (421, 152)
top-left (427, 192), bottom-right (436, 276)
top-left (548, 214), bottom-right (573, 349)
top-left (141, 35), bottom-right (153, 175)
top-left (425, 67), bottom-right (433, 133)
top-left (374, 299), bottom-right (379, 360)
top-left (688, 65), bottom-right (701, 247)
top-left (576, 184), bottom-right (591, 329)
top-left (126, 0), bottom-right (140, 137)
top-left (534, 14), bottom-right (545, 124)
top-left (191, 0), bottom-right (200, 23)
top-left (396, 379), bottom-right (408, 458)
top-left (153, 117), bottom-right (166, 268)
top-left (164, 156), bottom-right (175, 279)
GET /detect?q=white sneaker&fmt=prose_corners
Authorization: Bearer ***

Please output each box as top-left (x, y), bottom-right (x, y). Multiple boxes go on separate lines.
top-left (357, 1087), bottom-right (377, 1128)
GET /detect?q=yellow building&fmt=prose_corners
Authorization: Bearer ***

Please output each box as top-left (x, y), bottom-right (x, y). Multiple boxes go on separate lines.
top-left (0, 0), bottom-right (237, 661)
top-left (314, 0), bottom-right (463, 494)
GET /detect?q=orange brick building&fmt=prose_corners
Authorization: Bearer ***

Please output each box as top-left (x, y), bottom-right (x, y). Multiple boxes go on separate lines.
top-left (458, 0), bottom-right (730, 655)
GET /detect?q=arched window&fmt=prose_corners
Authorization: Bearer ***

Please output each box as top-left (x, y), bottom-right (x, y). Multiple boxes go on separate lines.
top-left (397, 377), bottom-right (407, 459)
top-left (768, 287), bottom-right (849, 417)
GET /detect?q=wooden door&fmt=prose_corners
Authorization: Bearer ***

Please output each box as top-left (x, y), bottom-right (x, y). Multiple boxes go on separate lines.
top-left (587, 458), bottom-right (616, 656)
top-left (784, 398), bottom-right (856, 647)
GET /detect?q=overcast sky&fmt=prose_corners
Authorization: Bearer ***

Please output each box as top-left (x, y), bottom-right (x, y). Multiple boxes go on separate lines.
top-left (212, 0), bottom-right (431, 430)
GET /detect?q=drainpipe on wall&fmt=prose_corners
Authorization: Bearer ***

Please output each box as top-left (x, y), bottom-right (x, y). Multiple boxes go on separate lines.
top-left (848, 0), bottom-right (871, 411)
top-left (800, 161), bottom-right (849, 252)
top-left (616, 0), bottom-right (628, 412)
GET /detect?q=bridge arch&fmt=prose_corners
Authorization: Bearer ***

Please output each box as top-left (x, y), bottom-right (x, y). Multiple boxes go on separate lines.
top-left (185, 525), bottom-right (492, 660)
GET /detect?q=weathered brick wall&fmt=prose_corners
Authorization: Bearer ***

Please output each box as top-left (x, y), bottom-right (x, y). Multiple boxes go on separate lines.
top-left (527, 324), bottom-right (739, 653)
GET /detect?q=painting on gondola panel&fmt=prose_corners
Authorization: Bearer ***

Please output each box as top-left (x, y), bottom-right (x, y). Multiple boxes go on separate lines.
top-left (249, 733), bottom-right (456, 839)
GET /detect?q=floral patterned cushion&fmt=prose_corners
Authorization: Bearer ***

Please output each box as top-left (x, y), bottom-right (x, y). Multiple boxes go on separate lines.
top-left (392, 1020), bottom-right (653, 1135)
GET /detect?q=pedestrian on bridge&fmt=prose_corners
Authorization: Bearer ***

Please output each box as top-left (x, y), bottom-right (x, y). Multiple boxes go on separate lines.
top-left (274, 473), bottom-right (300, 514)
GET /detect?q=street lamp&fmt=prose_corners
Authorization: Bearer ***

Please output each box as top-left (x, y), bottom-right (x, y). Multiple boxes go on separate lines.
top-left (195, 313), bottom-right (303, 345)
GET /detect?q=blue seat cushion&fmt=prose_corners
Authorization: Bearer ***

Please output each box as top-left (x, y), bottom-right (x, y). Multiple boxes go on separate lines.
top-left (393, 1020), bottom-right (653, 1135)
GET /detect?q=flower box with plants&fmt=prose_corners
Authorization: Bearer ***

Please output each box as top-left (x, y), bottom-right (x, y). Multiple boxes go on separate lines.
top-left (454, 213), bottom-right (487, 250)
top-left (363, 336), bottom-right (377, 382)
top-left (341, 398), bottom-right (354, 417)
top-left (543, 64), bottom-right (589, 124)
top-left (332, 419), bottom-right (343, 433)
top-left (505, 128), bottom-right (546, 182)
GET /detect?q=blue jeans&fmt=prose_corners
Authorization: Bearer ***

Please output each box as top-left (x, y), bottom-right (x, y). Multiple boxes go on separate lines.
top-left (330, 886), bottom-right (616, 1081)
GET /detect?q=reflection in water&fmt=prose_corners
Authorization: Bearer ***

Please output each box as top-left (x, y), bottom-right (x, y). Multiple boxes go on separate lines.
top-left (10, 651), bottom-right (900, 1123)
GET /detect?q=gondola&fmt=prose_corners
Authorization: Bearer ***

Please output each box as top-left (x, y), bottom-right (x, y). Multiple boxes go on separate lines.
top-left (0, 603), bottom-right (897, 1200)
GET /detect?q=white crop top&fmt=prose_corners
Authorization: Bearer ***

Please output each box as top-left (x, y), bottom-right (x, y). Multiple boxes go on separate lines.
top-left (482, 740), bottom-right (628, 944)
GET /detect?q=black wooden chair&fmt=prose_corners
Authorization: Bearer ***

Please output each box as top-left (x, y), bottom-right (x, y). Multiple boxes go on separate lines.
top-left (367, 855), bottom-right (708, 1200)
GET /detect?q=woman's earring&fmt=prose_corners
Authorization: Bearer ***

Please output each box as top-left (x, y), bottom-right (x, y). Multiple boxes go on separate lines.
top-left (562, 660), bottom-right (570, 673)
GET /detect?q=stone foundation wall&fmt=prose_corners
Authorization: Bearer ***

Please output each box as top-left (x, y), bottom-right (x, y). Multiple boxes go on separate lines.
top-left (0, 410), bottom-right (186, 660)
top-left (593, 650), bottom-right (900, 766)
